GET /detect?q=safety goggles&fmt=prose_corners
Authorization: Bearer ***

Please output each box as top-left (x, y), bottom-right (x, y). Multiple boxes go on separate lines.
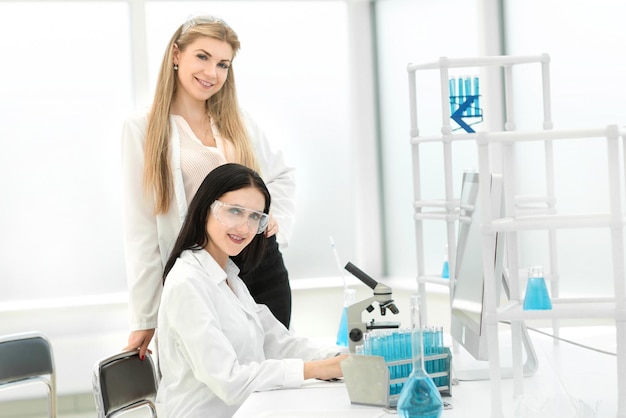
top-left (210, 200), bottom-right (269, 234)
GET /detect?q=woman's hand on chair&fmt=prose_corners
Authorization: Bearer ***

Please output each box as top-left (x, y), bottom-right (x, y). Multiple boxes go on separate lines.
top-left (124, 329), bottom-right (155, 360)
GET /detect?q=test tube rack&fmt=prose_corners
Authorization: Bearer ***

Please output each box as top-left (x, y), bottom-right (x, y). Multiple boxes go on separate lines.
top-left (340, 348), bottom-right (452, 409)
top-left (449, 76), bottom-right (483, 133)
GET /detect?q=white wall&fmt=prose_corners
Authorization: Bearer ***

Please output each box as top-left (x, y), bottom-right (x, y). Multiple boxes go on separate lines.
top-left (374, 0), bottom-right (482, 278)
top-left (0, 0), bottom-right (376, 304)
top-left (376, 0), bottom-right (626, 297)
top-left (503, 0), bottom-right (626, 296)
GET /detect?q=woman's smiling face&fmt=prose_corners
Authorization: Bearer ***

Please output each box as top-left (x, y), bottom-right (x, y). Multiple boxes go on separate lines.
top-left (205, 187), bottom-right (266, 268)
top-left (173, 36), bottom-right (233, 103)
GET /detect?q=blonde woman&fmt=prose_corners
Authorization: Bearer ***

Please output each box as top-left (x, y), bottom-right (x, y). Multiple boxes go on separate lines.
top-left (122, 15), bottom-right (295, 360)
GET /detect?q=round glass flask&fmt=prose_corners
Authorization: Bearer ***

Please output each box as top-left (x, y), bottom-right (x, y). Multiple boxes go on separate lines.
top-left (397, 294), bottom-right (443, 418)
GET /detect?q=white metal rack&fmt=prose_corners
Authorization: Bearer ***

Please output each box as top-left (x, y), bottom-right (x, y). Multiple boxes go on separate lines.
top-left (407, 54), bottom-right (555, 326)
top-left (476, 126), bottom-right (626, 418)
top-left (407, 55), bottom-right (626, 417)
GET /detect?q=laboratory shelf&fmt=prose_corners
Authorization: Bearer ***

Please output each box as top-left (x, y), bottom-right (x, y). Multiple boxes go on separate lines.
top-left (407, 53), bottom-right (626, 418)
top-left (407, 54), bottom-right (549, 72)
top-left (475, 124), bottom-right (626, 418)
top-left (410, 133), bottom-right (478, 144)
top-left (417, 275), bottom-right (452, 287)
top-left (488, 213), bottom-right (614, 232)
top-left (494, 299), bottom-right (619, 322)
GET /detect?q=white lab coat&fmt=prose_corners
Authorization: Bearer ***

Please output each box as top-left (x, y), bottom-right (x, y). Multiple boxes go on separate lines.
top-left (156, 249), bottom-right (337, 418)
top-left (121, 109), bottom-right (296, 331)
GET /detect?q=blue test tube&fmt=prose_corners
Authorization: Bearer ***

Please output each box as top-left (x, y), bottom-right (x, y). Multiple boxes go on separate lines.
top-left (422, 327), bottom-right (430, 375)
top-left (381, 331), bottom-right (396, 394)
top-left (402, 328), bottom-right (412, 377)
top-left (473, 76), bottom-right (480, 116)
top-left (437, 326), bottom-right (446, 387)
top-left (449, 78), bottom-right (456, 114)
top-left (464, 77), bottom-right (472, 116)
top-left (392, 331), bottom-right (400, 395)
top-left (458, 77), bottom-right (464, 107)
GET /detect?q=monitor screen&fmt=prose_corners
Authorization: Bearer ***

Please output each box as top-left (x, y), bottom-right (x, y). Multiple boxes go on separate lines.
top-left (449, 171), bottom-right (538, 380)
top-left (450, 171), bottom-right (504, 361)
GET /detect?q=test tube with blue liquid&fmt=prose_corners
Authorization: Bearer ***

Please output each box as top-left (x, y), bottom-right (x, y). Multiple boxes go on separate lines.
top-left (463, 76), bottom-right (472, 116)
top-left (448, 78), bottom-right (456, 114)
top-left (473, 76), bottom-right (480, 116)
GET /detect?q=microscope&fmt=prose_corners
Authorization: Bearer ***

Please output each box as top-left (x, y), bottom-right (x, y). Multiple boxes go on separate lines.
top-left (344, 262), bottom-right (400, 353)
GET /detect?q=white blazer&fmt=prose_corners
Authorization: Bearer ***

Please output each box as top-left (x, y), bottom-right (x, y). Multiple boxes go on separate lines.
top-left (121, 109), bottom-right (296, 331)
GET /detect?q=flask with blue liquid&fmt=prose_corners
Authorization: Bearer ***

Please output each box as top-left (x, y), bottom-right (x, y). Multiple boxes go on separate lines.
top-left (523, 265), bottom-right (552, 310)
top-left (336, 288), bottom-right (356, 346)
top-left (397, 294), bottom-right (443, 418)
top-left (441, 245), bottom-right (449, 279)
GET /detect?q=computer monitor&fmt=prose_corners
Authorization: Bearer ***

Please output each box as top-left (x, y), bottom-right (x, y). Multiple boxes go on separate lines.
top-left (450, 171), bottom-right (538, 380)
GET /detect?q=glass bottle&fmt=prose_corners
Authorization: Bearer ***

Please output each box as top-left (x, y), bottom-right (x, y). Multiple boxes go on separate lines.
top-left (336, 288), bottom-right (356, 346)
top-left (523, 265), bottom-right (552, 310)
top-left (397, 294), bottom-right (443, 418)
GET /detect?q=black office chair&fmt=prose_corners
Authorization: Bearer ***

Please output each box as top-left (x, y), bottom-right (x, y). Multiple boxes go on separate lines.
top-left (92, 350), bottom-right (159, 418)
top-left (0, 331), bottom-right (57, 417)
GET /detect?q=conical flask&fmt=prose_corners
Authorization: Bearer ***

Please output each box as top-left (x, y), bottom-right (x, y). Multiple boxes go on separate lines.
top-left (523, 265), bottom-right (552, 310)
top-left (441, 245), bottom-right (449, 279)
top-left (336, 288), bottom-right (356, 346)
top-left (397, 294), bottom-right (443, 418)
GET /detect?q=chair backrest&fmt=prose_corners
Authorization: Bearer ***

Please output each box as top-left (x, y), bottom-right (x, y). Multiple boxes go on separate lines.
top-left (0, 331), bottom-right (57, 418)
top-left (93, 350), bottom-right (158, 418)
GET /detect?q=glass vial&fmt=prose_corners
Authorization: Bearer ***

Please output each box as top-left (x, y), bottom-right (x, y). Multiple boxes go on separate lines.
top-left (523, 265), bottom-right (552, 310)
top-left (397, 294), bottom-right (443, 418)
top-left (336, 288), bottom-right (356, 346)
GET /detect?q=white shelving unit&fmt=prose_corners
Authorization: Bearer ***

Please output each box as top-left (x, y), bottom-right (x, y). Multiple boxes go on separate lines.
top-left (407, 54), bottom-right (554, 326)
top-left (407, 55), bottom-right (626, 417)
top-left (476, 126), bottom-right (626, 418)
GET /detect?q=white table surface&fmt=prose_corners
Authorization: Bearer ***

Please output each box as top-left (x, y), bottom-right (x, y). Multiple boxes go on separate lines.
top-left (233, 327), bottom-right (619, 417)
top-left (233, 380), bottom-right (395, 418)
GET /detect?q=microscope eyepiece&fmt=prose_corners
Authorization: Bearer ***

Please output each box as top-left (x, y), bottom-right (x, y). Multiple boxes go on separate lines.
top-left (344, 262), bottom-right (378, 290)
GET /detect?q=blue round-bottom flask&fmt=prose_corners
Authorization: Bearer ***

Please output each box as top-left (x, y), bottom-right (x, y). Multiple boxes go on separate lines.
top-left (397, 371), bottom-right (443, 418)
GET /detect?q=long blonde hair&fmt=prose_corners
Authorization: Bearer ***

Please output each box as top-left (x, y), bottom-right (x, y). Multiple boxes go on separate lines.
top-left (144, 17), bottom-right (260, 214)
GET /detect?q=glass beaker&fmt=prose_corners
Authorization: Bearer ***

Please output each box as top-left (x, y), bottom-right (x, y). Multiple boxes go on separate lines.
top-left (336, 288), bottom-right (356, 346)
top-left (523, 265), bottom-right (552, 310)
top-left (397, 294), bottom-right (443, 418)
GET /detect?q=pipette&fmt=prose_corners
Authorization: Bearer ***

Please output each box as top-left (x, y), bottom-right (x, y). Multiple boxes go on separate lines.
top-left (329, 236), bottom-right (347, 290)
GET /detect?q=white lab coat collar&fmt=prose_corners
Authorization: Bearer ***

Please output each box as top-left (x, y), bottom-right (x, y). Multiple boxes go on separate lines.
top-left (181, 249), bottom-right (258, 319)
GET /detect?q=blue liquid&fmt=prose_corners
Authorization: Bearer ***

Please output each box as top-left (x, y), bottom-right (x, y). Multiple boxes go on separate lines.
top-left (441, 261), bottom-right (449, 279)
top-left (397, 372), bottom-right (443, 418)
top-left (336, 306), bottom-right (348, 346)
top-left (464, 77), bottom-right (472, 116)
top-left (523, 277), bottom-right (552, 310)
top-left (448, 78), bottom-right (456, 114)
top-left (473, 76), bottom-right (480, 116)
